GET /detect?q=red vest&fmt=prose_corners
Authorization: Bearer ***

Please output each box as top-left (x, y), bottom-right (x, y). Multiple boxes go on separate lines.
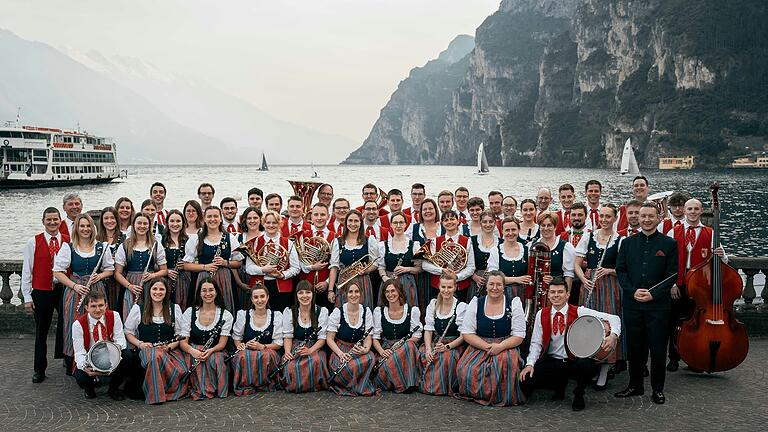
top-left (249, 236), bottom-right (293, 293)
top-left (31, 232), bottom-right (70, 291)
top-left (429, 235), bottom-right (471, 290)
top-left (540, 304), bottom-right (579, 359)
top-left (59, 220), bottom-right (70, 238)
top-left (355, 205), bottom-right (390, 218)
top-left (403, 207), bottom-right (420, 223)
top-left (78, 311), bottom-right (116, 351)
top-left (298, 228), bottom-right (336, 284)
top-left (673, 223), bottom-right (713, 286)
top-left (617, 226), bottom-right (640, 237)
top-left (555, 208), bottom-right (572, 235)
top-left (281, 218), bottom-right (311, 238)
top-left (616, 205), bottom-right (628, 232)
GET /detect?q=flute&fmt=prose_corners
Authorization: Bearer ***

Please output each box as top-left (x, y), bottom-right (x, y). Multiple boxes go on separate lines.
top-left (182, 318), bottom-right (226, 381)
top-left (420, 315), bottom-right (455, 382)
top-left (268, 326), bottom-right (323, 379)
top-left (370, 325), bottom-right (421, 376)
top-left (329, 327), bottom-right (373, 382)
top-left (133, 241), bottom-right (156, 305)
top-left (75, 242), bottom-right (110, 313)
top-left (224, 330), bottom-right (271, 362)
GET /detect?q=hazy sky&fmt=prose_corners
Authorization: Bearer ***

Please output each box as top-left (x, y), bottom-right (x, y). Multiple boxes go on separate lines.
top-left (0, 0), bottom-right (500, 142)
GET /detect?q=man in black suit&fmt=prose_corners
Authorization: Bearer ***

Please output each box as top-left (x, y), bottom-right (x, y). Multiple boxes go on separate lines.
top-left (615, 202), bottom-right (678, 404)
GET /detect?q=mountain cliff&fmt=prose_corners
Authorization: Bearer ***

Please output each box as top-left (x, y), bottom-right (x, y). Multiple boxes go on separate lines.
top-left (346, 0), bottom-right (768, 168)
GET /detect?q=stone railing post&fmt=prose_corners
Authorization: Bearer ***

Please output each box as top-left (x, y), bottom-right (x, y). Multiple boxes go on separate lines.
top-left (741, 269), bottom-right (758, 310)
top-left (0, 271), bottom-right (12, 306)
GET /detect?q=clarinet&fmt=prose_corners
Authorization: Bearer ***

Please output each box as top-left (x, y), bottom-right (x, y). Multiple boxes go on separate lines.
top-left (268, 326), bottom-right (323, 379)
top-left (420, 315), bottom-right (456, 382)
top-left (209, 232), bottom-right (227, 277)
top-left (329, 327), bottom-right (373, 382)
top-left (152, 336), bottom-right (184, 347)
top-left (370, 325), bottom-right (422, 376)
top-left (584, 234), bottom-right (611, 306)
top-left (224, 330), bottom-right (271, 362)
top-left (133, 241), bottom-right (156, 305)
top-left (182, 317), bottom-right (226, 380)
top-left (75, 242), bottom-right (110, 313)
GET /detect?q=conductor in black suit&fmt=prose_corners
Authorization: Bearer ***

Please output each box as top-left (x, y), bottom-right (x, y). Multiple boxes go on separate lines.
top-left (614, 202), bottom-right (677, 405)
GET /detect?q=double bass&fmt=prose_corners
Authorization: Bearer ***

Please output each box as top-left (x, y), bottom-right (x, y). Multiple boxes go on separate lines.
top-left (676, 183), bottom-right (749, 372)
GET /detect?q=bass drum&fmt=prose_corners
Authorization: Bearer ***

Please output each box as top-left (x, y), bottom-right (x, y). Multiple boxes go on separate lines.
top-left (565, 315), bottom-right (613, 361)
top-left (86, 340), bottom-right (123, 374)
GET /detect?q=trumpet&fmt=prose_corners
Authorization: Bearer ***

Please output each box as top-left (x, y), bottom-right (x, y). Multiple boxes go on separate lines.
top-left (336, 253), bottom-right (376, 289)
top-left (413, 239), bottom-right (467, 271)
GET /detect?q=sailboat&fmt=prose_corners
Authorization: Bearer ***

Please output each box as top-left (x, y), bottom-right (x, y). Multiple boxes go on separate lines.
top-left (311, 162), bottom-right (319, 178)
top-left (476, 143), bottom-right (489, 175)
top-left (620, 138), bottom-right (640, 176)
top-left (257, 152), bottom-right (269, 171)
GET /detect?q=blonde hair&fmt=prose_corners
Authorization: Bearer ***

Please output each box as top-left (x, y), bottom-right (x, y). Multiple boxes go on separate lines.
top-left (71, 213), bottom-right (96, 248)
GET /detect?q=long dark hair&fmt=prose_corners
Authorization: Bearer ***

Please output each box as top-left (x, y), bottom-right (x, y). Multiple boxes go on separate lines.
top-left (194, 276), bottom-right (226, 309)
top-left (183, 200), bottom-right (204, 230)
top-left (340, 209), bottom-right (365, 247)
top-left (96, 206), bottom-right (120, 243)
top-left (197, 206), bottom-right (224, 258)
top-left (291, 280), bottom-right (318, 329)
top-left (380, 277), bottom-right (406, 307)
top-left (162, 209), bottom-right (189, 248)
top-left (249, 283), bottom-right (269, 310)
top-left (419, 198), bottom-right (440, 224)
top-left (239, 207), bottom-right (263, 233)
top-left (142, 277), bottom-right (173, 325)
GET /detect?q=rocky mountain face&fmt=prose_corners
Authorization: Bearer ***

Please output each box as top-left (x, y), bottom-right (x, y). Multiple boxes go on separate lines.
top-left (346, 0), bottom-right (768, 168)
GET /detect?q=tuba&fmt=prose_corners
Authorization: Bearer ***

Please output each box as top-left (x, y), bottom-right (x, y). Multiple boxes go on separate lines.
top-left (413, 238), bottom-right (467, 271)
top-left (525, 241), bottom-right (551, 334)
top-left (336, 253), bottom-right (376, 289)
top-left (376, 187), bottom-right (389, 211)
top-left (288, 180), bottom-right (324, 218)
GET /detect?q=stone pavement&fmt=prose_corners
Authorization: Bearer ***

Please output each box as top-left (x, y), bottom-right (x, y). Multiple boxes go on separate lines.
top-left (1, 337), bottom-right (766, 432)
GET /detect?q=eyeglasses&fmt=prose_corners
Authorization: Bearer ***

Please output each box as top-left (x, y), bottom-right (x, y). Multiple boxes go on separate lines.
top-left (391, 220), bottom-right (406, 225)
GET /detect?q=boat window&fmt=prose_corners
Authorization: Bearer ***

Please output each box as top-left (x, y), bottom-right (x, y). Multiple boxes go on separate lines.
top-left (0, 131), bottom-right (11, 138)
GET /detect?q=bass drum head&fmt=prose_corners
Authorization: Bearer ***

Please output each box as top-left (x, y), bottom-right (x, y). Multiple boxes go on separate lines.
top-left (88, 341), bottom-right (122, 373)
top-left (566, 315), bottom-right (605, 358)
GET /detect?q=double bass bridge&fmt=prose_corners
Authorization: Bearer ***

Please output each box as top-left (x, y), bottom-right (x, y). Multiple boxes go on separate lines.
top-left (706, 319), bottom-right (725, 325)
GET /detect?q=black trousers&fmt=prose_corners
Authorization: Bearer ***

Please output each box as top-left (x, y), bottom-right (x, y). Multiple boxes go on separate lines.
top-left (74, 357), bottom-right (129, 392)
top-left (522, 355), bottom-right (596, 397)
top-left (122, 349), bottom-right (145, 394)
top-left (568, 279), bottom-right (583, 306)
top-left (625, 307), bottom-right (669, 392)
top-left (265, 279), bottom-right (293, 312)
top-left (668, 285), bottom-right (693, 361)
top-left (31, 285), bottom-right (65, 373)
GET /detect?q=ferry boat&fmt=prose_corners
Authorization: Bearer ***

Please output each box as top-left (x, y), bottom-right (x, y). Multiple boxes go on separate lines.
top-left (0, 124), bottom-right (123, 188)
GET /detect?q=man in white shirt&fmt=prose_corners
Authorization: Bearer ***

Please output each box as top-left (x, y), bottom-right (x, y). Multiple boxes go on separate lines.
top-left (521, 277), bottom-right (620, 411)
top-left (150, 182), bottom-right (169, 226)
top-left (454, 187), bottom-right (470, 224)
top-left (60, 192), bottom-right (82, 237)
top-left (220, 197), bottom-right (240, 234)
top-left (71, 292), bottom-right (128, 400)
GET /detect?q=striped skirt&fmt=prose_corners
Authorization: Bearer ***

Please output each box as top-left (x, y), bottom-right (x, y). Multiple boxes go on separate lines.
top-left (183, 343), bottom-right (229, 400)
top-left (467, 270), bottom-right (488, 299)
top-left (172, 270), bottom-right (194, 312)
top-left (379, 273), bottom-right (418, 307)
top-left (62, 273), bottom-right (106, 357)
top-left (456, 337), bottom-right (526, 406)
top-left (415, 271), bottom-right (432, 316)
top-left (328, 340), bottom-right (379, 396)
top-left (236, 267), bottom-right (251, 311)
top-left (280, 348), bottom-right (329, 393)
top-left (419, 337), bottom-right (464, 396)
top-left (208, 268), bottom-right (235, 314)
top-left (373, 338), bottom-right (421, 393)
top-left (103, 277), bottom-right (122, 316)
top-left (579, 272), bottom-right (623, 362)
top-left (335, 274), bottom-right (374, 311)
top-left (505, 283), bottom-right (527, 302)
top-left (122, 271), bottom-right (148, 322)
top-left (231, 347), bottom-right (281, 395)
top-left (139, 347), bottom-right (188, 404)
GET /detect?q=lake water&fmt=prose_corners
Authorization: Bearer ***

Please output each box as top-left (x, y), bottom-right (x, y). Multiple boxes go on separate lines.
top-left (1, 165), bottom-right (766, 260)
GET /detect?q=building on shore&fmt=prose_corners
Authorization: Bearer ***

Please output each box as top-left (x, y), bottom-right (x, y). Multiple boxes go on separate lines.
top-left (658, 155), bottom-right (694, 170)
top-left (731, 155), bottom-right (768, 168)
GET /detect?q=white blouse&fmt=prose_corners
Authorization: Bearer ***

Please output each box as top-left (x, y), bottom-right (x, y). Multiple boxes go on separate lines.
top-left (424, 297), bottom-right (467, 332)
top-left (487, 242), bottom-right (525, 272)
top-left (376, 237), bottom-right (421, 270)
top-left (518, 224), bottom-right (540, 241)
top-left (114, 243), bottom-right (167, 267)
top-left (459, 296), bottom-right (526, 339)
top-left (179, 307), bottom-right (234, 337)
top-left (282, 306), bottom-right (329, 340)
top-left (329, 236), bottom-right (380, 269)
top-left (124, 303), bottom-right (184, 337)
top-left (232, 309), bottom-right (283, 346)
top-left (182, 232), bottom-right (243, 263)
top-left (372, 305), bottom-right (422, 340)
top-left (53, 242), bottom-right (115, 273)
top-left (575, 232), bottom-right (621, 258)
top-left (327, 304), bottom-right (374, 333)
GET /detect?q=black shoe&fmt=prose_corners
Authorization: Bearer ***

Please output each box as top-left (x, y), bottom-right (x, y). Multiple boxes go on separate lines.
top-left (572, 394), bottom-right (585, 411)
top-left (108, 389), bottom-right (125, 401)
top-left (126, 389), bottom-right (145, 401)
top-left (551, 390), bottom-right (565, 401)
top-left (643, 366), bottom-right (649, 377)
top-left (652, 391), bottom-right (665, 404)
top-left (84, 388), bottom-right (97, 399)
top-left (32, 372), bottom-right (46, 383)
top-left (614, 387), bottom-right (644, 398)
top-left (666, 360), bottom-right (679, 372)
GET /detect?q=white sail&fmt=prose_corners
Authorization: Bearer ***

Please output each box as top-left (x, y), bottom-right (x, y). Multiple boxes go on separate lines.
top-left (260, 153), bottom-right (269, 171)
top-left (620, 138), bottom-right (640, 175)
top-left (477, 143), bottom-right (489, 174)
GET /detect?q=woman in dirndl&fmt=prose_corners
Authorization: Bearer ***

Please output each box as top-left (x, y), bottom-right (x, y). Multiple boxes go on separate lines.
top-left (376, 211), bottom-right (421, 308)
top-left (123, 277), bottom-right (187, 404)
top-left (279, 280), bottom-right (329, 393)
top-left (326, 282), bottom-right (378, 396)
top-left (114, 213), bottom-right (168, 321)
top-left (419, 272), bottom-right (466, 396)
top-left (574, 204), bottom-right (624, 386)
top-left (53, 213), bottom-right (114, 370)
top-left (230, 283), bottom-right (284, 395)
top-left (181, 206), bottom-right (243, 313)
top-left (468, 210), bottom-right (500, 298)
top-left (234, 206), bottom-right (262, 310)
top-left (327, 210), bottom-right (379, 310)
top-left (96, 206), bottom-right (124, 315)
top-left (488, 217), bottom-right (531, 301)
top-left (163, 210), bottom-right (193, 310)
top-left (457, 270), bottom-right (527, 406)
top-left (406, 198), bottom-right (442, 316)
top-left (179, 277), bottom-right (234, 400)
top-left (371, 278), bottom-right (422, 393)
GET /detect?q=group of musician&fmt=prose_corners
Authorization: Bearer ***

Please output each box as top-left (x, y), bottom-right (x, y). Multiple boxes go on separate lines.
top-left (20, 176), bottom-right (726, 409)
